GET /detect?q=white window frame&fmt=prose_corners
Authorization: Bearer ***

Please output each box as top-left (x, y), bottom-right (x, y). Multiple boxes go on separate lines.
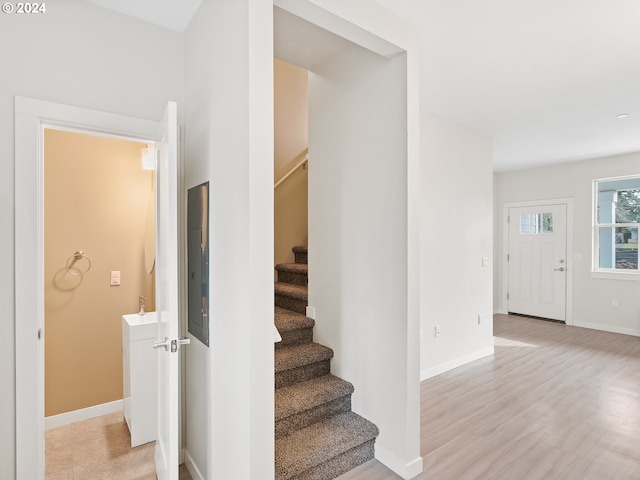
top-left (592, 174), bottom-right (640, 280)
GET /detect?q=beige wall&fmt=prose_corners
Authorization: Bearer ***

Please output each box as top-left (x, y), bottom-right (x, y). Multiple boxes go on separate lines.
top-left (274, 58), bottom-right (308, 175)
top-left (274, 166), bottom-right (308, 265)
top-left (274, 58), bottom-right (308, 265)
top-left (44, 129), bottom-right (155, 416)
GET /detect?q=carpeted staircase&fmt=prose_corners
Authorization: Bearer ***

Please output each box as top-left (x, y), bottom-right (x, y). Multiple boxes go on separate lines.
top-left (274, 246), bottom-right (379, 480)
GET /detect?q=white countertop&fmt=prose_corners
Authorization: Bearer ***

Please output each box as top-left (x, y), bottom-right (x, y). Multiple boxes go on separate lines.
top-left (122, 312), bottom-right (157, 341)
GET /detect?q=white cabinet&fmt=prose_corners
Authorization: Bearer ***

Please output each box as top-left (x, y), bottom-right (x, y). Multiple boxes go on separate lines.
top-left (122, 313), bottom-right (157, 447)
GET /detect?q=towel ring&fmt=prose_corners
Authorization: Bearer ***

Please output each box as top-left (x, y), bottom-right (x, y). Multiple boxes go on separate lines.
top-left (65, 250), bottom-right (92, 276)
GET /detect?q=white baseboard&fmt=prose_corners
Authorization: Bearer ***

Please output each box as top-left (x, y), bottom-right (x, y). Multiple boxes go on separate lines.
top-left (375, 447), bottom-right (423, 479)
top-left (420, 346), bottom-right (495, 381)
top-left (573, 320), bottom-right (640, 337)
top-left (184, 449), bottom-right (205, 480)
top-left (45, 399), bottom-right (123, 430)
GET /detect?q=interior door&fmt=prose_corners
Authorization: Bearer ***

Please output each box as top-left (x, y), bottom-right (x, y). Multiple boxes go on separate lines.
top-left (154, 101), bottom-right (180, 480)
top-left (508, 204), bottom-right (567, 321)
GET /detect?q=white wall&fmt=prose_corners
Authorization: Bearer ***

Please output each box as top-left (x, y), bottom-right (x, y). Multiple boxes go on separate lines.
top-left (495, 152), bottom-right (640, 336)
top-left (307, 37), bottom-right (421, 480)
top-left (419, 112), bottom-right (495, 379)
top-left (493, 173), bottom-right (501, 312)
top-left (184, 1), bottom-right (274, 478)
top-left (1, 2), bottom-right (183, 477)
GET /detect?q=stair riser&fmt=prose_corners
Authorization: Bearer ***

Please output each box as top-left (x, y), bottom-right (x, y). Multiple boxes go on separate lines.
top-left (278, 270), bottom-right (308, 287)
top-left (276, 361), bottom-right (330, 389)
top-left (276, 328), bottom-right (314, 349)
top-left (275, 294), bottom-right (307, 315)
top-left (276, 395), bottom-right (351, 439)
top-left (286, 439), bottom-right (376, 480)
top-left (294, 251), bottom-right (308, 264)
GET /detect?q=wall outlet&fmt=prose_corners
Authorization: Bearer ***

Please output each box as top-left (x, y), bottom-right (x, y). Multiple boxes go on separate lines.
top-left (435, 325), bottom-right (441, 338)
top-left (612, 299), bottom-right (619, 308)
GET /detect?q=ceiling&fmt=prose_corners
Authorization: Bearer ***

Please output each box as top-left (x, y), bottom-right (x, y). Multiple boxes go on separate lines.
top-left (85, 0), bottom-right (202, 32)
top-left (86, 0), bottom-right (640, 172)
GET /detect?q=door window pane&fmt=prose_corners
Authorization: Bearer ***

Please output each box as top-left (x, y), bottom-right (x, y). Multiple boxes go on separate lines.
top-left (542, 213), bottom-right (553, 233)
top-left (519, 213), bottom-right (553, 234)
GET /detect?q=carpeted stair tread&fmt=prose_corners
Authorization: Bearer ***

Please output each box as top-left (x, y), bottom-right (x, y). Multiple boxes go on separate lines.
top-left (274, 244), bottom-right (378, 479)
top-left (275, 412), bottom-right (379, 480)
top-left (275, 375), bottom-right (354, 421)
top-left (276, 263), bottom-right (309, 274)
top-left (276, 263), bottom-right (309, 287)
top-left (292, 246), bottom-right (308, 264)
top-left (275, 282), bottom-right (308, 301)
top-left (275, 307), bottom-right (314, 333)
top-left (275, 343), bottom-right (333, 374)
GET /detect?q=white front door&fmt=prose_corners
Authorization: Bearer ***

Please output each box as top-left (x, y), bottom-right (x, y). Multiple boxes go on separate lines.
top-left (508, 204), bottom-right (567, 321)
top-left (153, 101), bottom-right (181, 480)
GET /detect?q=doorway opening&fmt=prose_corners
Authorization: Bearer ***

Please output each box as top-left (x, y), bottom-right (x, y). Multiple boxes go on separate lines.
top-left (271, 5), bottom-right (422, 477)
top-left (43, 128), bottom-right (157, 477)
top-left (15, 97), bottom-right (183, 480)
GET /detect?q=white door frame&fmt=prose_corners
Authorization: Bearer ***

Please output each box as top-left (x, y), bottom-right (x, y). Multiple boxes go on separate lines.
top-left (14, 97), bottom-right (170, 479)
top-left (501, 198), bottom-right (574, 325)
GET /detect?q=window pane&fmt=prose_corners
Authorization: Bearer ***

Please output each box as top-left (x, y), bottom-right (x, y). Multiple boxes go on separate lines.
top-left (599, 226), bottom-right (638, 270)
top-left (616, 226), bottom-right (638, 269)
top-left (542, 213), bottom-right (553, 233)
top-left (595, 176), bottom-right (640, 272)
top-left (615, 189), bottom-right (640, 223)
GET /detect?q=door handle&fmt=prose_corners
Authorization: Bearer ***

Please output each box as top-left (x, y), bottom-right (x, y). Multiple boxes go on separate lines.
top-left (153, 336), bottom-right (190, 353)
top-left (554, 267), bottom-right (565, 272)
top-left (153, 337), bottom-right (170, 351)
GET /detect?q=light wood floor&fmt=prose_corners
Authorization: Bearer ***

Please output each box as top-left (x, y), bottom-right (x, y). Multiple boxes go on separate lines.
top-left (338, 314), bottom-right (640, 480)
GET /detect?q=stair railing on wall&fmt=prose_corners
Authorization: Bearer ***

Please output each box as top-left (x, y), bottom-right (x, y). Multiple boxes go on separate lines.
top-left (274, 148), bottom-right (308, 189)
top-left (273, 148), bottom-right (307, 342)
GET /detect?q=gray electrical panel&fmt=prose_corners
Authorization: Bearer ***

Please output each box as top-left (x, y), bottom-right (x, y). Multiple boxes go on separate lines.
top-left (187, 182), bottom-right (209, 346)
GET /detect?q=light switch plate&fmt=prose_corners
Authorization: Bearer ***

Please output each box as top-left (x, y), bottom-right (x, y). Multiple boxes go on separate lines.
top-left (110, 270), bottom-right (121, 286)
